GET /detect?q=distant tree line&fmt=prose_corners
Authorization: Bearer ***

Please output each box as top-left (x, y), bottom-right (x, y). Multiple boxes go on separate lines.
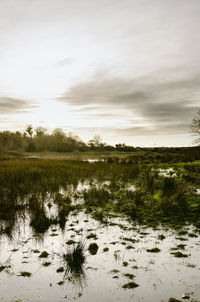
top-left (0, 125), bottom-right (141, 153)
top-left (1, 113), bottom-right (200, 155)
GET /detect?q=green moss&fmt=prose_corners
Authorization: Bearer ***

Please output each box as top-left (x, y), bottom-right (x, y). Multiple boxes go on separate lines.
top-left (122, 237), bottom-right (139, 244)
top-left (88, 243), bottom-right (98, 255)
top-left (57, 281), bottom-right (64, 285)
top-left (0, 265), bottom-right (6, 272)
top-left (175, 237), bottom-right (188, 241)
top-left (42, 262), bottom-right (51, 267)
top-left (171, 251), bottom-right (188, 258)
top-left (140, 232), bottom-right (149, 236)
top-left (86, 233), bottom-right (98, 240)
top-left (39, 251), bottom-right (49, 258)
top-left (124, 273), bottom-right (135, 280)
top-left (158, 234), bottom-right (165, 240)
top-left (113, 275), bottom-right (119, 279)
top-left (186, 263), bottom-right (196, 268)
top-left (56, 267), bottom-right (64, 273)
top-left (171, 244), bottom-right (186, 251)
top-left (103, 247), bottom-right (109, 252)
top-left (66, 240), bottom-right (76, 245)
top-left (19, 271), bottom-right (32, 277)
top-left (146, 247), bottom-right (161, 253)
top-left (178, 230), bottom-right (188, 236)
top-left (110, 269), bottom-right (120, 274)
top-left (122, 281), bottom-right (139, 289)
top-left (188, 233), bottom-right (198, 238)
top-left (126, 245), bottom-right (134, 249)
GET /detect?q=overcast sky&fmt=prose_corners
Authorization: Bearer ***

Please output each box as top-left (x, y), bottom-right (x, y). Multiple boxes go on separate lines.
top-left (0, 0), bottom-right (200, 146)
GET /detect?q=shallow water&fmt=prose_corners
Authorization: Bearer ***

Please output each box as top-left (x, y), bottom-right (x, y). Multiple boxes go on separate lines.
top-left (0, 207), bottom-right (199, 302)
top-left (196, 188), bottom-right (200, 195)
top-left (0, 172), bottom-right (199, 302)
top-left (159, 168), bottom-right (177, 177)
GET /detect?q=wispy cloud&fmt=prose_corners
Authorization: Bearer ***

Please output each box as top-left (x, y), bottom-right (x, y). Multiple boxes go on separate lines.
top-left (0, 97), bottom-right (37, 114)
top-left (59, 72), bottom-right (200, 135)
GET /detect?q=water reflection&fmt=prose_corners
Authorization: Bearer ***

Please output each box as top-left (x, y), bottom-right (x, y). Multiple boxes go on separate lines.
top-left (0, 168), bottom-right (200, 301)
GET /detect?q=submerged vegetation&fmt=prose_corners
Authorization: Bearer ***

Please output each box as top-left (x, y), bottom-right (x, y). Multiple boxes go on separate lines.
top-left (0, 151), bottom-right (200, 301)
top-left (0, 155), bottom-right (200, 240)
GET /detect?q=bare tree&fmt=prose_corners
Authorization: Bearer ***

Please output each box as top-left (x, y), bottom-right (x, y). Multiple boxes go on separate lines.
top-left (88, 135), bottom-right (102, 147)
top-left (190, 110), bottom-right (200, 144)
top-left (35, 127), bottom-right (47, 137)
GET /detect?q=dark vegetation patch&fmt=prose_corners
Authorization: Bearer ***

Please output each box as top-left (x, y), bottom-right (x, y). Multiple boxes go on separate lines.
top-left (124, 273), bottom-right (135, 280)
top-left (0, 265), bottom-right (7, 272)
top-left (56, 267), bottom-right (64, 273)
top-left (32, 249), bottom-right (40, 253)
top-left (57, 281), bottom-right (64, 285)
top-left (158, 234), bottom-right (165, 240)
top-left (171, 251), bottom-right (189, 258)
top-left (186, 263), bottom-right (196, 268)
top-left (188, 233), bottom-right (198, 238)
top-left (19, 271), bottom-right (32, 277)
top-left (110, 269), bottom-right (120, 274)
top-left (0, 157), bottom-right (200, 241)
top-left (126, 245), bottom-right (134, 249)
top-left (175, 237), bottom-right (188, 241)
top-left (123, 261), bottom-right (128, 267)
top-left (42, 262), bottom-right (51, 267)
top-left (86, 233), bottom-right (98, 240)
top-left (39, 251), bottom-right (49, 258)
top-left (146, 248), bottom-right (161, 253)
top-left (88, 243), bottom-right (98, 255)
top-left (122, 237), bottom-right (138, 244)
top-left (122, 281), bottom-right (139, 289)
top-left (66, 240), bottom-right (76, 245)
top-left (171, 244), bottom-right (186, 251)
top-left (63, 241), bottom-right (85, 275)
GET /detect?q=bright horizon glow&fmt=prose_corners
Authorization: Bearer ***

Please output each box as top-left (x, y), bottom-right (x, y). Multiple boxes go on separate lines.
top-left (0, 0), bottom-right (199, 147)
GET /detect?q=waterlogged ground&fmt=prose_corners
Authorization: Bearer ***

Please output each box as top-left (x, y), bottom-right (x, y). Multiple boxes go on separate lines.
top-left (0, 183), bottom-right (200, 302)
top-left (0, 158), bottom-right (200, 302)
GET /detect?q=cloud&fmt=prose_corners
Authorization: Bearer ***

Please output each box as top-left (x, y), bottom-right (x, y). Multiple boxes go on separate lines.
top-left (55, 57), bottom-right (74, 68)
top-left (113, 123), bottom-right (189, 137)
top-left (0, 97), bottom-right (36, 114)
top-left (59, 72), bottom-right (200, 135)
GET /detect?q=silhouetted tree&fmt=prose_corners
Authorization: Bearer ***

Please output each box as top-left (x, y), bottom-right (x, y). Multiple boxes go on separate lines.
top-left (191, 110), bottom-right (200, 144)
top-left (35, 127), bottom-right (47, 137)
top-left (25, 125), bottom-right (33, 137)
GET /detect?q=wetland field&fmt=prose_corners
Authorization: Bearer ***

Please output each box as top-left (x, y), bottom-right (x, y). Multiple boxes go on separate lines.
top-left (0, 156), bottom-right (200, 302)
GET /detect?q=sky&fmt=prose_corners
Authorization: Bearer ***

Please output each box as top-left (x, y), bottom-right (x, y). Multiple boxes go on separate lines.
top-left (0, 0), bottom-right (200, 146)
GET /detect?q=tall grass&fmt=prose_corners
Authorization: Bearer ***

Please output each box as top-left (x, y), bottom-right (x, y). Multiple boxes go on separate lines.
top-left (63, 241), bottom-right (85, 275)
top-left (0, 158), bottom-right (199, 236)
